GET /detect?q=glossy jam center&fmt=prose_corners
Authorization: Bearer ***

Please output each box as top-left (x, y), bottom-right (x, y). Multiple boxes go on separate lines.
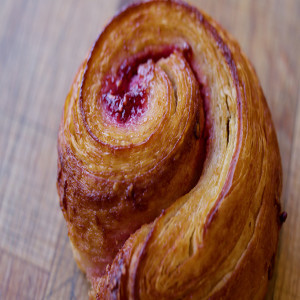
top-left (100, 46), bottom-right (190, 124)
top-left (101, 61), bottom-right (153, 124)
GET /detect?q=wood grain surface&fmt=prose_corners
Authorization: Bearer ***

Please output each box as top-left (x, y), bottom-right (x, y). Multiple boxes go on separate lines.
top-left (0, 0), bottom-right (299, 299)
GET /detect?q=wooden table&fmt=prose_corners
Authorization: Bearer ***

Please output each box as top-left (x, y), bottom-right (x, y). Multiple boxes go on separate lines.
top-left (0, 0), bottom-right (299, 299)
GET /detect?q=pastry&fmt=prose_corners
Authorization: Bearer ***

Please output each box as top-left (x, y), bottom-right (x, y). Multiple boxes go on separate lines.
top-left (57, 1), bottom-right (285, 299)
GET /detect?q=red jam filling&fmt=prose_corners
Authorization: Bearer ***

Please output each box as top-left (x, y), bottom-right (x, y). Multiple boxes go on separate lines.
top-left (101, 61), bottom-right (153, 124)
top-left (100, 45), bottom-right (192, 124)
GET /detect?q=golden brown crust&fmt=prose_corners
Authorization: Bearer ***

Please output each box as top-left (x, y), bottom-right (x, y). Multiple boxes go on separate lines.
top-left (57, 1), bottom-right (283, 299)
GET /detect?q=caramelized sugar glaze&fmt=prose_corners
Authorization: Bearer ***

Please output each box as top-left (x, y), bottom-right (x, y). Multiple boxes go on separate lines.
top-left (57, 1), bottom-right (284, 299)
